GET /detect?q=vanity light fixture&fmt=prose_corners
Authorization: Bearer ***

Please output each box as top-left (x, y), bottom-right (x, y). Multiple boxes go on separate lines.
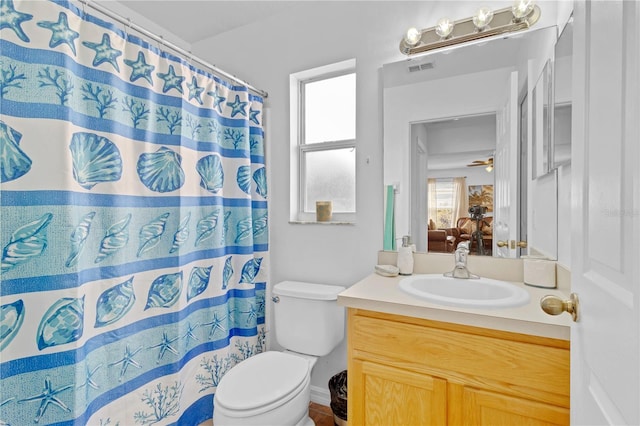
top-left (473, 7), bottom-right (494, 30)
top-left (400, 1), bottom-right (541, 56)
top-left (512, 0), bottom-right (535, 21)
top-left (435, 17), bottom-right (455, 39)
top-left (485, 164), bottom-right (494, 173)
top-left (404, 27), bottom-right (422, 47)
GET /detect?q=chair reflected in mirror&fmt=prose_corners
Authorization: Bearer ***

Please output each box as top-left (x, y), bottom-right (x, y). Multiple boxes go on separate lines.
top-left (427, 219), bottom-right (456, 253)
top-left (454, 214), bottom-right (493, 255)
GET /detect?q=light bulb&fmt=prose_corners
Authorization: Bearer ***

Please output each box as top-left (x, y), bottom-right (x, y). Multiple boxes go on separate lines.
top-left (512, 0), bottom-right (534, 20)
top-left (473, 7), bottom-right (494, 30)
top-left (486, 165), bottom-right (494, 172)
top-left (435, 17), bottom-right (455, 39)
top-left (404, 27), bottom-right (422, 46)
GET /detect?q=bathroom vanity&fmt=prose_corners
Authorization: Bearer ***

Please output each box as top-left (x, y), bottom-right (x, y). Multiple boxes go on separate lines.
top-left (338, 253), bottom-right (571, 426)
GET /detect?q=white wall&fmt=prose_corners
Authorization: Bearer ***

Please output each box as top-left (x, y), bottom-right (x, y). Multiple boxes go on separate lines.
top-left (94, 0), bottom-right (190, 49)
top-left (430, 167), bottom-right (494, 189)
top-left (188, 0), bottom-right (561, 400)
top-left (425, 116), bottom-right (496, 156)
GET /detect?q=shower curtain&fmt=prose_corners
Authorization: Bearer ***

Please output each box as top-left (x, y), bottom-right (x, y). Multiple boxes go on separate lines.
top-left (0, 1), bottom-right (267, 424)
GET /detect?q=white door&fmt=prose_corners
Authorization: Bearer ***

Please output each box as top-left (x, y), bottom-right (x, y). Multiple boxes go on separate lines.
top-left (493, 71), bottom-right (518, 258)
top-left (571, 1), bottom-right (639, 424)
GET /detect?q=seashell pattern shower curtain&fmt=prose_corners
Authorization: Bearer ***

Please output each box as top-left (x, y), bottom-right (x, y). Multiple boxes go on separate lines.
top-left (0, 1), bottom-right (267, 424)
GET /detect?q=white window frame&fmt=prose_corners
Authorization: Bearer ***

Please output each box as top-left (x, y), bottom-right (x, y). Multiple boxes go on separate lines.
top-left (289, 59), bottom-right (356, 223)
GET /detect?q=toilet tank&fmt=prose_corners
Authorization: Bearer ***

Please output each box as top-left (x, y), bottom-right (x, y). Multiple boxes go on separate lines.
top-left (272, 281), bottom-right (346, 357)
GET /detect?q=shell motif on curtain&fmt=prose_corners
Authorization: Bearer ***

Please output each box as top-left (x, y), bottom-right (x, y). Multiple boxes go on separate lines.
top-left (0, 0), bottom-right (268, 424)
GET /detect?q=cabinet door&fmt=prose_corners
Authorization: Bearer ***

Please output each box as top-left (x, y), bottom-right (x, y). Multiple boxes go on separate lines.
top-left (462, 387), bottom-right (569, 426)
top-left (350, 359), bottom-right (446, 426)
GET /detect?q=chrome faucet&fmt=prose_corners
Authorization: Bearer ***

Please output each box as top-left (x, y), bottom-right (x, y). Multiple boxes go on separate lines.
top-left (444, 241), bottom-right (479, 279)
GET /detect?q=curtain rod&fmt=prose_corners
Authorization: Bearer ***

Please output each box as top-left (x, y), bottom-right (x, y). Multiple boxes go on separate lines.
top-left (78, 0), bottom-right (268, 98)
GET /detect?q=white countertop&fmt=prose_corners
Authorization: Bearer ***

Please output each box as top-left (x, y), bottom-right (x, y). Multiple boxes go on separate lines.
top-left (338, 273), bottom-right (571, 341)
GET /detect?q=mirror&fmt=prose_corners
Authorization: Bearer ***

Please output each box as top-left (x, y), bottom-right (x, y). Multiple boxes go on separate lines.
top-left (532, 59), bottom-right (552, 179)
top-left (383, 26), bottom-right (558, 258)
top-left (552, 16), bottom-right (573, 169)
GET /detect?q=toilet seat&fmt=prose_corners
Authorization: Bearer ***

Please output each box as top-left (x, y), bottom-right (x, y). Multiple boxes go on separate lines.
top-left (215, 351), bottom-right (310, 417)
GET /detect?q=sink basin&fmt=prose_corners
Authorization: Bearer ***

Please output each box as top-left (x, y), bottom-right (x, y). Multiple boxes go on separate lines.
top-left (399, 274), bottom-right (530, 309)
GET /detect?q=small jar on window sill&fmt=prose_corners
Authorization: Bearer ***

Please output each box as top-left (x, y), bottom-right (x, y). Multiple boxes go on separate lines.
top-left (316, 201), bottom-right (333, 222)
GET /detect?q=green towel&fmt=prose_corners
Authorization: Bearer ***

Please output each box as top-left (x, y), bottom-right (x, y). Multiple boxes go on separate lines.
top-left (384, 185), bottom-right (396, 251)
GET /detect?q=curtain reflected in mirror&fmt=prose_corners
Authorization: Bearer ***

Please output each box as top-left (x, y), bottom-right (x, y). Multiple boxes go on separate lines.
top-left (427, 177), bottom-right (468, 230)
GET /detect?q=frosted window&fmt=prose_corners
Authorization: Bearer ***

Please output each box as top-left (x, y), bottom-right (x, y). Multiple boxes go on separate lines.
top-left (304, 73), bottom-right (356, 144)
top-left (304, 148), bottom-right (356, 212)
top-left (291, 60), bottom-right (356, 222)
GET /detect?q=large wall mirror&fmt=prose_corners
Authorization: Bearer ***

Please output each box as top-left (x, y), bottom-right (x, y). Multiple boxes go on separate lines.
top-left (383, 26), bottom-right (558, 259)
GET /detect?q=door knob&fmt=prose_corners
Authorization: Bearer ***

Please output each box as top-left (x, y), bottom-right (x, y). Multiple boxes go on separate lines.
top-left (517, 241), bottom-right (527, 248)
top-left (540, 293), bottom-right (579, 322)
top-left (496, 240), bottom-right (508, 247)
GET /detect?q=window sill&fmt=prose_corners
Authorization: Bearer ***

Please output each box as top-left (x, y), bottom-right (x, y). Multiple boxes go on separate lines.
top-left (289, 220), bottom-right (356, 225)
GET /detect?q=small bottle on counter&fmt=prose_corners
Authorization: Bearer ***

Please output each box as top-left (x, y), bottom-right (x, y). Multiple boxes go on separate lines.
top-left (397, 235), bottom-right (414, 275)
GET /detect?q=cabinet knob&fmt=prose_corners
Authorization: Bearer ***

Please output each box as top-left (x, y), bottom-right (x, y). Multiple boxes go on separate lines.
top-left (517, 241), bottom-right (528, 248)
top-left (496, 240), bottom-right (508, 247)
top-left (540, 293), bottom-right (579, 322)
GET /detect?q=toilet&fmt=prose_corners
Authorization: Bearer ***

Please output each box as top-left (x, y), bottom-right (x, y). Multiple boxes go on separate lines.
top-left (213, 281), bottom-right (346, 426)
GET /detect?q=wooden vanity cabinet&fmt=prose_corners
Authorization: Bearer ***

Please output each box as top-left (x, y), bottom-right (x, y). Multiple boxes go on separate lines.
top-left (347, 309), bottom-right (570, 426)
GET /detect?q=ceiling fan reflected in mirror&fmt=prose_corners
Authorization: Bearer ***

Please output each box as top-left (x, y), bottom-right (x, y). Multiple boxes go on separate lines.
top-left (467, 157), bottom-right (494, 172)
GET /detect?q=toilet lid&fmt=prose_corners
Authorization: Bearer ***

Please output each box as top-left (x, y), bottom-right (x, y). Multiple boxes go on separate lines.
top-left (215, 351), bottom-right (310, 412)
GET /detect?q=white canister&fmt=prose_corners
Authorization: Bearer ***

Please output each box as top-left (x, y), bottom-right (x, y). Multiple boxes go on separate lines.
top-left (523, 257), bottom-right (556, 288)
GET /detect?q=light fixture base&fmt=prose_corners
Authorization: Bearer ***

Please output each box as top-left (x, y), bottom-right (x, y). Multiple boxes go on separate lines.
top-left (400, 5), bottom-right (541, 56)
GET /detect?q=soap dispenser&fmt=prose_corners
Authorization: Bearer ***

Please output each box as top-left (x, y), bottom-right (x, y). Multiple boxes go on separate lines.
top-left (397, 235), bottom-right (414, 276)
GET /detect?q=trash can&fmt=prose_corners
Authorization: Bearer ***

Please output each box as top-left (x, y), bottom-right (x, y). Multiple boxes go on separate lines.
top-left (328, 370), bottom-right (347, 426)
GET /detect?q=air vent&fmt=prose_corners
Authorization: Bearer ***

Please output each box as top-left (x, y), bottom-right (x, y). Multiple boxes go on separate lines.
top-left (408, 62), bottom-right (435, 73)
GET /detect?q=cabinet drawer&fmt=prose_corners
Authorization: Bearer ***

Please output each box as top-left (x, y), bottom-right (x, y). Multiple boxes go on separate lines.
top-left (349, 309), bottom-right (569, 407)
